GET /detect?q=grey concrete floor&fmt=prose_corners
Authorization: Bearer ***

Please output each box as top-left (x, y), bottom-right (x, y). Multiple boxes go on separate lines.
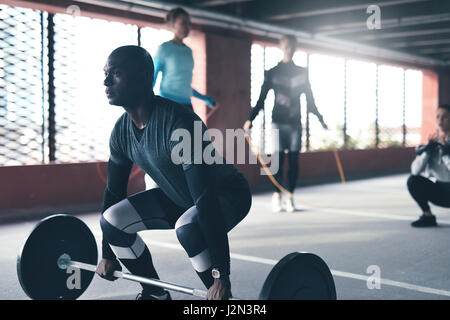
top-left (2, 173), bottom-right (450, 300)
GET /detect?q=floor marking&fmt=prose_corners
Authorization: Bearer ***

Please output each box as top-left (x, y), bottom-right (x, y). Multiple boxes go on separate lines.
top-left (91, 226), bottom-right (450, 299)
top-left (251, 202), bottom-right (450, 224)
top-left (147, 239), bottom-right (450, 298)
top-left (308, 205), bottom-right (450, 225)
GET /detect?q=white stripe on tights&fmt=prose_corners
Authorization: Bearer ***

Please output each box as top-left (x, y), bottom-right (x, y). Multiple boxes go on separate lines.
top-left (174, 206), bottom-right (197, 230)
top-left (190, 248), bottom-right (212, 273)
top-left (103, 199), bottom-right (147, 232)
top-left (110, 235), bottom-right (146, 259)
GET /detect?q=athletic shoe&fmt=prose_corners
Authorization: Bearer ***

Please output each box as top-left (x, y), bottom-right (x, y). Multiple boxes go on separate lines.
top-left (411, 214), bottom-right (437, 227)
top-left (136, 290), bottom-right (172, 300)
top-left (272, 193), bottom-right (282, 212)
top-left (284, 197), bottom-right (295, 213)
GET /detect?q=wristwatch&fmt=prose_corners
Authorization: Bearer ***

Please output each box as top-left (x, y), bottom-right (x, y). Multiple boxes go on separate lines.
top-left (211, 268), bottom-right (221, 279)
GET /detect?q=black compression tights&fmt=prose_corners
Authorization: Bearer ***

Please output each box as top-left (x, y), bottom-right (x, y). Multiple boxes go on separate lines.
top-left (100, 187), bottom-right (250, 294)
top-left (273, 151), bottom-right (299, 193)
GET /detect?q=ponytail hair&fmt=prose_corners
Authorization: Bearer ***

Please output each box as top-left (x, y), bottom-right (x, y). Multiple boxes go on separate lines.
top-left (166, 7), bottom-right (189, 25)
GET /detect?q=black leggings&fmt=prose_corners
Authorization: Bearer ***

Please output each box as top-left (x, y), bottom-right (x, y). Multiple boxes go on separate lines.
top-left (272, 124), bottom-right (301, 194)
top-left (407, 175), bottom-right (450, 212)
top-left (100, 176), bottom-right (251, 294)
top-left (273, 152), bottom-right (299, 193)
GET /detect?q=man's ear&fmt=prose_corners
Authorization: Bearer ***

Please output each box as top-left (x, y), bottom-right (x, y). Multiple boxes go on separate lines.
top-left (132, 69), bottom-right (148, 86)
top-left (136, 69), bottom-right (152, 86)
top-left (144, 70), bottom-right (154, 86)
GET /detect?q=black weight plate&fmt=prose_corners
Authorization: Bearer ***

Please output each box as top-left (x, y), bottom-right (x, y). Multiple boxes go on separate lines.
top-left (17, 214), bottom-right (98, 300)
top-left (259, 252), bottom-right (336, 300)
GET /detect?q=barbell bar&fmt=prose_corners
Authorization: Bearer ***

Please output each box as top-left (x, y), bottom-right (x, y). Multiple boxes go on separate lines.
top-left (57, 253), bottom-right (224, 299)
top-left (17, 214), bottom-right (337, 300)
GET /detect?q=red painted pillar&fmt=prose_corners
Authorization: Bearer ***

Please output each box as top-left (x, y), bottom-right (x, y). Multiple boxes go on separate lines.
top-left (203, 33), bottom-right (252, 131)
top-left (202, 32), bottom-right (261, 185)
top-left (421, 69), bottom-right (439, 143)
top-left (185, 30), bottom-right (208, 122)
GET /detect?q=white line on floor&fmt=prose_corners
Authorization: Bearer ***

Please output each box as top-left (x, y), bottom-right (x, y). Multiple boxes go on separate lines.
top-left (251, 202), bottom-right (450, 224)
top-left (309, 206), bottom-right (450, 225)
top-left (91, 228), bottom-right (450, 299)
top-left (147, 239), bottom-right (450, 298)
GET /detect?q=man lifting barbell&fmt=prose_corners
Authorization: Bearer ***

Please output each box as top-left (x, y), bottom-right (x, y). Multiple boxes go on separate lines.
top-left (96, 45), bottom-right (252, 300)
top-left (16, 45), bottom-right (337, 302)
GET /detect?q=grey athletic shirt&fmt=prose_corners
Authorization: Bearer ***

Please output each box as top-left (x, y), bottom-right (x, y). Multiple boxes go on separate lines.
top-left (108, 95), bottom-right (242, 274)
top-left (110, 96), bottom-right (238, 206)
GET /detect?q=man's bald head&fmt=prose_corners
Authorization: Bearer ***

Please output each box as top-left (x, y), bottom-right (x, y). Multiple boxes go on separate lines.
top-left (108, 45), bottom-right (154, 87)
top-left (104, 46), bottom-right (155, 107)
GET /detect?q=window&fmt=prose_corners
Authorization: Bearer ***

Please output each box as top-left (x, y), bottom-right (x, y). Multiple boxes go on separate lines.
top-left (378, 65), bottom-right (404, 148)
top-left (250, 41), bottom-right (424, 151)
top-left (0, 4), bottom-right (174, 165)
top-left (309, 54), bottom-right (345, 150)
top-left (345, 60), bottom-right (377, 149)
top-left (140, 26), bottom-right (174, 95)
top-left (405, 69), bottom-right (422, 146)
top-left (53, 14), bottom-right (138, 162)
top-left (250, 43), bottom-right (308, 154)
top-left (0, 5), bottom-right (44, 165)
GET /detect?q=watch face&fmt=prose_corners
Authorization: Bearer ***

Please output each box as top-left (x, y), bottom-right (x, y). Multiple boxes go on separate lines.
top-left (212, 269), bottom-right (220, 279)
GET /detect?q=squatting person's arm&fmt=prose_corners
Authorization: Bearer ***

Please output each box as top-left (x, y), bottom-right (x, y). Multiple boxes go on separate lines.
top-left (411, 152), bottom-right (430, 176)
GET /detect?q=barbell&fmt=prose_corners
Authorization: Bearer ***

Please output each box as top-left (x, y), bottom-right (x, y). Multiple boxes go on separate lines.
top-left (17, 214), bottom-right (337, 300)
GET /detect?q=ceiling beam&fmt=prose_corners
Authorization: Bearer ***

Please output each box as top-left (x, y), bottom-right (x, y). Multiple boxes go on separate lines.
top-left (416, 47), bottom-right (450, 54)
top-left (315, 13), bottom-right (450, 36)
top-left (193, 0), bottom-right (253, 7)
top-left (70, 0), bottom-right (449, 67)
top-left (355, 27), bottom-right (450, 41)
top-left (391, 38), bottom-right (450, 48)
top-left (352, 31), bottom-right (450, 51)
top-left (276, 0), bottom-right (449, 33)
top-left (263, 0), bottom-right (431, 21)
top-left (437, 53), bottom-right (450, 61)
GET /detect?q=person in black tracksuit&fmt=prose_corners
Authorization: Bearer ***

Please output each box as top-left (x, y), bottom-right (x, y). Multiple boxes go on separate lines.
top-left (243, 35), bottom-right (327, 213)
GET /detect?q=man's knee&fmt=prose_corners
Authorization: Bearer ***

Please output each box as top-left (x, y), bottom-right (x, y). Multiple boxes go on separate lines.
top-left (175, 222), bottom-right (201, 249)
top-left (175, 225), bottom-right (186, 244)
top-left (100, 214), bottom-right (118, 242)
top-left (175, 222), bottom-right (212, 272)
top-left (102, 202), bottom-right (120, 228)
top-left (100, 204), bottom-right (129, 243)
